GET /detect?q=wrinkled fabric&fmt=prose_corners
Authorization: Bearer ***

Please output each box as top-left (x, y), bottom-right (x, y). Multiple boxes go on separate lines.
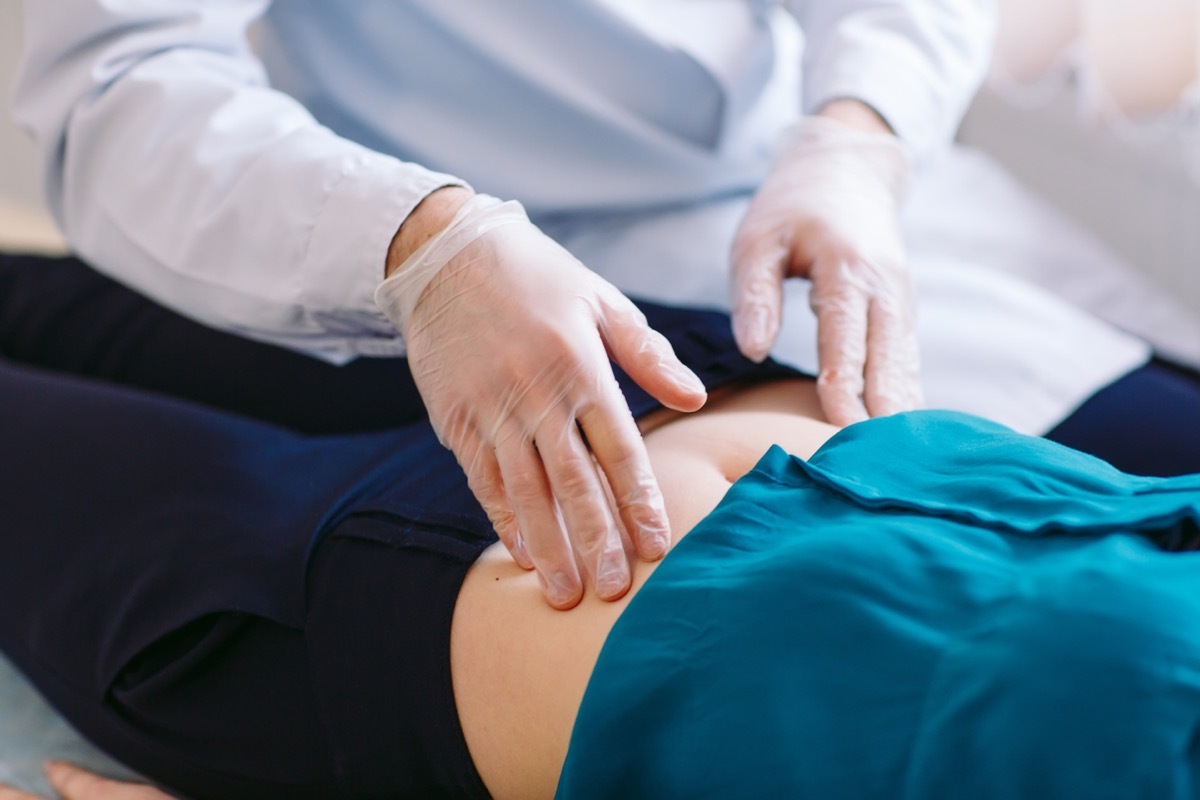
top-left (559, 411), bottom-right (1200, 799)
top-left (0, 292), bottom-right (803, 796)
top-left (13, 0), bottom-right (991, 358)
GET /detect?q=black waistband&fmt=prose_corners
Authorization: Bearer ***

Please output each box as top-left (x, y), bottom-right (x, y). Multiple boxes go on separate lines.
top-left (618, 299), bottom-right (810, 418)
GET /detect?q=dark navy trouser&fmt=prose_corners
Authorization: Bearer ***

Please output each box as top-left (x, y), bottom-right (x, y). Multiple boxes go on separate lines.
top-left (0, 353), bottom-right (498, 798)
top-left (0, 253), bottom-right (803, 798)
top-left (2, 252), bottom-right (1198, 475)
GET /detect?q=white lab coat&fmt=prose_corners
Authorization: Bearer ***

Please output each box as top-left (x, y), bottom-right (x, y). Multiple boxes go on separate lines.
top-left (11, 0), bottom-right (1148, 432)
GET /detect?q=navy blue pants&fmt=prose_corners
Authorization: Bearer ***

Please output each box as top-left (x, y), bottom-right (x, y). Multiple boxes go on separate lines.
top-left (1046, 357), bottom-right (1200, 477)
top-left (0, 253), bottom-right (800, 799)
top-left (2, 253), bottom-right (1198, 474)
top-left (0, 355), bottom-right (500, 798)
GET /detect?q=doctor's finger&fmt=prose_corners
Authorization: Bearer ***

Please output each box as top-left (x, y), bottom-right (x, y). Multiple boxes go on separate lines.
top-left (863, 295), bottom-right (923, 418)
top-left (494, 438), bottom-right (583, 610)
top-left (537, 413), bottom-right (631, 602)
top-left (812, 278), bottom-right (870, 427)
top-left (463, 444), bottom-right (533, 570)
top-left (578, 384), bottom-right (670, 562)
top-left (597, 292), bottom-right (706, 412)
top-left (729, 236), bottom-right (789, 363)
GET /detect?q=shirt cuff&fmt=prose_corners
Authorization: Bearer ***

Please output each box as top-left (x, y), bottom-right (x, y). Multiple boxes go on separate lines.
top-left (301, 144), bottom-right (469, 359)
top-left (802, 9), bottom-right (994, 167)
top-left (806, 61), bottom-right (963, 168)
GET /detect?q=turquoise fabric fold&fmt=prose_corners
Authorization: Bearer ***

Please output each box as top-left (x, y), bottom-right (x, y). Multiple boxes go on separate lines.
top-left (556, 411), bottom-right (1200, 800)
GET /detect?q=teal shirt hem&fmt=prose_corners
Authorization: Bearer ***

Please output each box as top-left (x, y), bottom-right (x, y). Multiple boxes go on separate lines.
top-left (556, 410), bottom-right (1200, 799)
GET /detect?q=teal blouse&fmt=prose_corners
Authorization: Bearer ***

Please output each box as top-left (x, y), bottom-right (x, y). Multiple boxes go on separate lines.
top-left (557, 411), bottom-right (1200, 799)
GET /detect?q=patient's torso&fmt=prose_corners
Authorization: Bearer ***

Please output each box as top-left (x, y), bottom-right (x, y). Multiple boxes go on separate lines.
top-left (451, 377), bottom-right (837, 800)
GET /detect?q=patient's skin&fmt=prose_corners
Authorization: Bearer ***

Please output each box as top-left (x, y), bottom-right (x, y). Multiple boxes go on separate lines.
top-left (453, 377), bottom-right (837, 799)
top-left (0, 377), bottom-right (837, 800)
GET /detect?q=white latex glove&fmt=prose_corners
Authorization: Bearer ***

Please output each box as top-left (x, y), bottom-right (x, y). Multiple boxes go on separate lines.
top-left (730, 115), bottom-right (923, 426)
top-left (376, 194), bottom-right (707, 609)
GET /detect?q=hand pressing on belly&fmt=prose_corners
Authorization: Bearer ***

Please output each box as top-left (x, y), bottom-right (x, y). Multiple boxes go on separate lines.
top-left (0, 761), bottom-right (172, 800)
top-left (730, 100), bottom-right (924, 426)
top-left (376, 189), bottom-right (708, 609)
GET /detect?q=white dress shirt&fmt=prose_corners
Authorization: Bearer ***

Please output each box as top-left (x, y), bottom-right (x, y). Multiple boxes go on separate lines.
top-left (18, 1), bottom-right (1148, 433)
top-left (13, 0), bottom-right (993, 359)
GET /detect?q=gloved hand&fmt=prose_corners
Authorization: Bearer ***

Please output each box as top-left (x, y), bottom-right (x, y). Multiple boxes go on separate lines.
top-left (730, 114), bottom-right (923, 426)
top-left (375, 193), bottom-right (707, 609)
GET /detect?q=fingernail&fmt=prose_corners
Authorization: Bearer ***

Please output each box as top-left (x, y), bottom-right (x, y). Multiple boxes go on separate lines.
top-left (627, 494), bottom-right (671, 558)
top-left (672, 363), bottom-right (706, 395)
top-left (596, 551), bottom-right (629, 599)
top-left (639, 524), bottom-right (670, 559)
top-left (735, 306), bottom-right (771, 360)
top-left (835, 406), bottom-right (869, 426)
top-left (546, 571), bottom-right (579, 607)
top-left (513, 534), bottom-right (532, 568)
top-left (597, 571), bottom-right (627, 599)
top-left (649, 334), bottom-right (705, 395)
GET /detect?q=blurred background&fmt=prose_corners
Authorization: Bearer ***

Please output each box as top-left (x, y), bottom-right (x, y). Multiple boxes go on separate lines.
top-left (1, 0), bottom-right (1198, 310)
top-left (0, 0), bottom-right (62, 252)
top-left (963, 0), bottom-right (1200, 314)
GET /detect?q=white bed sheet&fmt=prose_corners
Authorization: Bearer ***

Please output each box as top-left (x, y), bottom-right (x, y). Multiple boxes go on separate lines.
top-left (906, 145), bottom-right (1200, 369)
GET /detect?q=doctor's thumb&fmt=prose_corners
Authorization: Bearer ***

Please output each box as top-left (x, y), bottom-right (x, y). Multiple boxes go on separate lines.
top-left (601, 304), bottom-right (706, 413)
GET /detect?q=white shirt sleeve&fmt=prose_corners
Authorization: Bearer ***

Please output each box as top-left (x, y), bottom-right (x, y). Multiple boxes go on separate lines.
top-left (12, 0), bottom-right (466, 362)
top-left (791, 0), bottom-right (997, 164)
